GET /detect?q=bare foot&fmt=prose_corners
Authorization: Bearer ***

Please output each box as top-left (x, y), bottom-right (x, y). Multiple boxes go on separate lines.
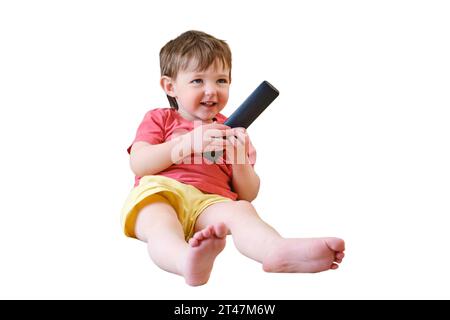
top-left (262, 237), bottom-right (345, 273)
top-left (183, 223), bottom-right (227, 286)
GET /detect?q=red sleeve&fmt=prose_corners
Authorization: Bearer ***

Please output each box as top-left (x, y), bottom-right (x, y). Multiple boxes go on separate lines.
top-left (127, 108), bottom-right (167, 154)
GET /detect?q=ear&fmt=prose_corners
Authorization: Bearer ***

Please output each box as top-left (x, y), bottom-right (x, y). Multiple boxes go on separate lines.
top-left (160, 76), bottom-right (176, 97)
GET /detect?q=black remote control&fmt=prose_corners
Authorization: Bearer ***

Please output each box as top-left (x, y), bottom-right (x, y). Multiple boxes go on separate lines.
top-left (224, 80), bottom-right (279, 128)
top-left (204, 80), bottom-right (279, 163)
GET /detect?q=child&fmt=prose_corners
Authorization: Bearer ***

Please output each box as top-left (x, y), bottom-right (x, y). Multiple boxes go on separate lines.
top-left (121, 30), bottom-right (345, 286)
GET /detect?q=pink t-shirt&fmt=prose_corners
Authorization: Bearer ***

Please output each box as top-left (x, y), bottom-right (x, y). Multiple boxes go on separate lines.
top-left (128, 108), bottom-right (256, 200)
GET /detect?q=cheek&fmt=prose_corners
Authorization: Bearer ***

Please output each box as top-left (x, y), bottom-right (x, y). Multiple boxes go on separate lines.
top-left (219, 89), bottom-right (229, 102)
top-left (181, 90), bottom-right (198, 103)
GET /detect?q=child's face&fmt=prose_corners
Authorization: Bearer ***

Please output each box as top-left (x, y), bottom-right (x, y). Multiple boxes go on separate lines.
top-left (164, 60), bottom-right (230, 122)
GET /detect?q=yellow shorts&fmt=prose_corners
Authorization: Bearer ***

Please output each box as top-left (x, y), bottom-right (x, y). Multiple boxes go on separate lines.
top-left (121, 175), bottom-right (231, 241)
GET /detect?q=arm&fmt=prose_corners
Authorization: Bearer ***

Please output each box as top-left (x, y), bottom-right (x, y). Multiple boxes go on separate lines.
top-left (231, 163), bottom-right (260, 202)
top-left (228, 128), bottom-right (260, 201)
top-left (129, 136), bottom-right (190, 177)
top-left (130, 122), bottom-right (232, 177)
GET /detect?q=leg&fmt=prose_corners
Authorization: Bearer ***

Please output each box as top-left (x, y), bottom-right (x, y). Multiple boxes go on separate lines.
top-left (135, 196), bottom-right (228, 286)
top-left (195, 200), bottom-right (345, 273)
top-left (196, 200), bottom-right (282, 262)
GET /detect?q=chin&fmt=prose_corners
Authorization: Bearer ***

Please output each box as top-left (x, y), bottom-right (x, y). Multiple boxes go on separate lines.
top-left (201, 116), bottom-right (216, 122)
top-left (198, 111), bottom-right (218, 121)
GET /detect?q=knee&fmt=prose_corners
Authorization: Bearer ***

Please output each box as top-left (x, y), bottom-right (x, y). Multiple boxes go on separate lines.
top-left (230, 200), bottom-right (258, 218)
top-left (234, 200), bottom-right (254, 210)
top-left (222, 200), bottom-right (259, 231)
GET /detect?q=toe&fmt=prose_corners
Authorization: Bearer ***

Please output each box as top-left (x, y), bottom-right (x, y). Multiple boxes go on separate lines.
top-left (214, 223), bottom-right (228, 238)
top-left (335, 252), bottom-right (345, 260)
top-left (202, 227), bottom-right (212, 238)
top-left (330, 263), bottom-right (339, 270)
top-left (194, 232), bottom-right (204, 241)
top-left (325, 238), bottom-right (345, 252)
top-left (189, 238), bottom-right (199, 247)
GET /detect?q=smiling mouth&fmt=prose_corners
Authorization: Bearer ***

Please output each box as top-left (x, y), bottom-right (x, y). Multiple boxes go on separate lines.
top-left (200, 102), bottom-right (217, 107)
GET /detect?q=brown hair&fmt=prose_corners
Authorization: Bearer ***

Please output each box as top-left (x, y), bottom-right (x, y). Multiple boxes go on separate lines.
top-left (160, 30), bottom-right (232, 109)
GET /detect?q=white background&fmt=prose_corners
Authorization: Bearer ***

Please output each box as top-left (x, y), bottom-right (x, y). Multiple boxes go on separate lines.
top-left (1, 0), bottom-right (449, 299)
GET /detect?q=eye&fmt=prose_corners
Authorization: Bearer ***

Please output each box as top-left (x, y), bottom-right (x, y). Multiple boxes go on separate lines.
top-left (217, 78), bottom-right (229, 84)
top-left (191, 79), bottom-right (203, 84)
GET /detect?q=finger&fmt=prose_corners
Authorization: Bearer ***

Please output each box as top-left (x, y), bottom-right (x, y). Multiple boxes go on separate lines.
top-left (205, 139), bottom-right (225, 148)
top-left (222, 128), bottom-right (242, 138)
top-left (204, 146), bottom-right (224, 153)
top-left (234, 127), bottom-right (246, 134)
top-left (234, 131), bottom-right (246, 144)
top-left (205, 144), bottom-right (225, 152)
top-left (204, 128), bottom-right (226, 139)
top-left (204, 123), bottom-right (231, 130)
top-left (227, 130), bottom-right (244, 146)
top-left (227, 135), bottom-right (239, 147)
top-left (209, 137), bottom-right (227, 146)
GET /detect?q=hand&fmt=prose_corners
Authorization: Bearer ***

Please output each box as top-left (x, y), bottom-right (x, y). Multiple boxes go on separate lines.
top-left (184, 123), bottom-right (233, 155)
top-left (225, 127), bottom-right (252, 164)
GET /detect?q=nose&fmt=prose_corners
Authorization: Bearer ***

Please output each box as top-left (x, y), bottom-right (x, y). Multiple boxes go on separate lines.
top-left (204, 82), bottom-right (217, 96)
